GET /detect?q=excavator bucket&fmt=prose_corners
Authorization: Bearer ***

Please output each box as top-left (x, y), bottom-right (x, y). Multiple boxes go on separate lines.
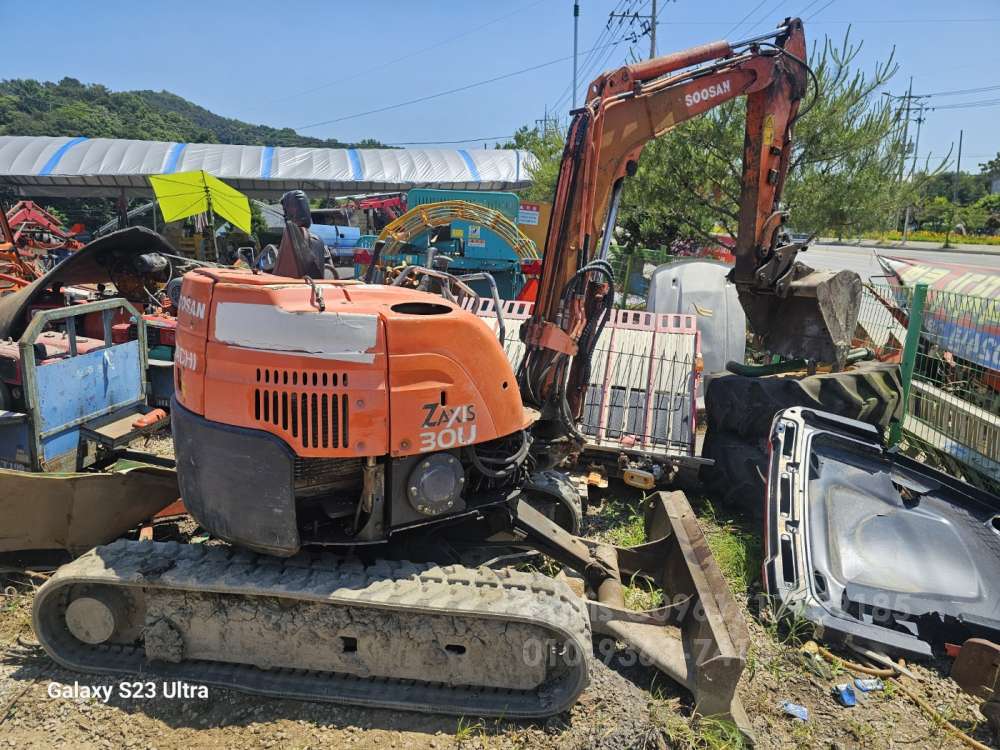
top-left (583, 491), bottom-right (752, 736)
top-left (740, 266), bottom-right (863, 365)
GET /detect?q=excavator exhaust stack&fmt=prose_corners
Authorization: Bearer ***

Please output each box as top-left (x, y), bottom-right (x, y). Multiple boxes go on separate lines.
top-left (739, 263), bottom-right (863, 365)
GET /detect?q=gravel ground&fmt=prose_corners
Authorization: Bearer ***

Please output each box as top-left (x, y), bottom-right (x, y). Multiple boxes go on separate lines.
top-left (0, 449), bottom-right (996, 749)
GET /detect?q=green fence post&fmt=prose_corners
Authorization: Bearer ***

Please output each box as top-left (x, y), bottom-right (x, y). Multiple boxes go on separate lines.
top-left (622, 251), bottom-right (635, 298)
top-left (890, 282), bottom-right (928, 445)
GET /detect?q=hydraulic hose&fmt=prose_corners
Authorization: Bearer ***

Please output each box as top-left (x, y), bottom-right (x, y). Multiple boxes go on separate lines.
top-left (725, 348), bottom-right (875, 377)
top-left (465, 431), bottom-right (530, 479)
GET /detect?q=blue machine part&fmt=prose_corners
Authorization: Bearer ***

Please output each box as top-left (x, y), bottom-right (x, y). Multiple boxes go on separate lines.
top-left (397, 189), bottom-right (526, 298)
top-left (407, 189), bottom-right (520, 220)
top-left (34, 341), bottom-right (144, 464)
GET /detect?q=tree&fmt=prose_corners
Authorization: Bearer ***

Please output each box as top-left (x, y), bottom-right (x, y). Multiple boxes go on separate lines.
top-left (980, 153), bottom-right (1000, 178)
top-left (615, 28), bottom-right (910, 245)
top-left (617, 113), bottom-right (735, 249)
top-left (513, 29), bottom-right (913, 245)
top-left (974, 193), bottom-right (1000, 234)
top-left (0, 77), bottom-right (383, 148)
top-left (0, 77), bottom-right (391, 233)
top-left (956, 203), bottom-right (988, 235)
top-left (919, 170), bottom-right (988, 205)
top-left (498, 125), bottom-right (564, 202)
top-left (782, 33), bottom-right (909, 237)
top-left (915, 196), bottom-right (988, 246)
top-left (916, 196), bottom-right (954, 232)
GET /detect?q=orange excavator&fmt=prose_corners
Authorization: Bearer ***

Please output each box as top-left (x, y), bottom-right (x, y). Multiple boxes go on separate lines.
top-left (35, 18), bottom-right (856, 732)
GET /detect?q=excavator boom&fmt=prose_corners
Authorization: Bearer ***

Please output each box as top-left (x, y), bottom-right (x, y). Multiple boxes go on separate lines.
top-left (521, 18), bottom-right (861, 429)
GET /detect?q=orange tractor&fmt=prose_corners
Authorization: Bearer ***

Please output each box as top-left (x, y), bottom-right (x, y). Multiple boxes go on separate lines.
top-left (35, 18), bottom-right (859, 731)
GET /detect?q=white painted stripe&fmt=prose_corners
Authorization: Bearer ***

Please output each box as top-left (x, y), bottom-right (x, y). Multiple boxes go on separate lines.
top-left (214, 302), bottom-right (378, 363)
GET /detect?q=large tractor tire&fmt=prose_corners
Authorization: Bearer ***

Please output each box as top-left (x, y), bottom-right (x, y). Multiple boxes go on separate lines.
top-left (700, 362), bottom-right (903, 514)
top-left (700, 430), bottom-right (769, 516)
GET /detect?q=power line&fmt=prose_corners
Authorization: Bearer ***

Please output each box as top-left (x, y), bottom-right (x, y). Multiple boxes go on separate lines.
top-left (386, 135), bottom-right (516, 146)
top-left (807, 0), bottom-right (837, 21)
top-left (795, 0), bottom-right (825, 17)
top-left (557, 31), bottom-right (630, 113)
top-left (929, 97), bottom-right (1000, 111)
top-left (295, 38), bottom-right (632, 131)
top-left (743, 0), bottom-right (790, 38)
top-left (663, 18), bottom-right (1000, 25)
top-left (913, 83), bottom-right (1000, 98)
top-left (574, 0), bottom-right (634, 82)
top-left (550, 0), bottom-right (648, 118)
top-left (550, 0), bottom-right (638, 115)
top-left (723, 0), bottom-right (767, 38)
top-left (609, 0), bottom-right (663, 56)
top-left (262, 0), bottom-right (547, 105)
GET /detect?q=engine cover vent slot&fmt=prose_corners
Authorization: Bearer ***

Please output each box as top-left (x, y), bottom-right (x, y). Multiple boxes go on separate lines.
top-left (254, 368), bottom-right (350, 450)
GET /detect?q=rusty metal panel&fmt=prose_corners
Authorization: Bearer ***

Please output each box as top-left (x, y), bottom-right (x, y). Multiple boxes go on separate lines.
top-left (468, 300), bottom-right (699, 458)
top-left (0, 461), bottom-right (178, 554)
top-left (588, 490), bottom-right (751, 736)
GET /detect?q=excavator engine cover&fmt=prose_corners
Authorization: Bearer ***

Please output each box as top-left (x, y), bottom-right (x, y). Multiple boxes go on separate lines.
top-left (739, 265), bottom-right (862, 365)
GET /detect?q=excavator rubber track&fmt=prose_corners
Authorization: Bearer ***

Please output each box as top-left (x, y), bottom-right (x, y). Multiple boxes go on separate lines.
top-left (33, 539), bottom-right (591, 718)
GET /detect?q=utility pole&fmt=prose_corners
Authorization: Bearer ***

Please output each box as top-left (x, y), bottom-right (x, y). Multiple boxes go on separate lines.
top-left (572, 1), bottom-right (580, 108)
top-left (910, 101), bottom-right (926, 175)
top-left (649, 0), bottom-right (657, 58)
top-left (953, 129), bottom-right (964, 204)
top-left (899, 77), bottom-right (913, 242)
top-left (902, 100), bottom-right (927, 244)
top-left (536, 105), bottom-right (558, 135)
top-left (899, 77), bottom-right (913, 180)
top-left (608, 1), bottom-right (671, 61)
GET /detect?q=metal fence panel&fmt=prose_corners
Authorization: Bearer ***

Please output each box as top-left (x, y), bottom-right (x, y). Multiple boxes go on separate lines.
top-left (466, 300), bottom-right (699, 459)
top-left (854, 283), bottom-right (1000, 488)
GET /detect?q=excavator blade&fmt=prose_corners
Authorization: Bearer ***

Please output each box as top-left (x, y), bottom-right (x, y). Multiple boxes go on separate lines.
top-left (517, 491), bottom-right (752, 738)
top-left (740, 266), bottom-right (862, 365)
top-left (586, 490), bottom-right (752, 738)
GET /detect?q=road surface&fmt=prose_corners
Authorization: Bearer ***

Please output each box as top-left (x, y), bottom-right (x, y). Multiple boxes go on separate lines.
top-left (803, 242), bottom-right (1000, 280)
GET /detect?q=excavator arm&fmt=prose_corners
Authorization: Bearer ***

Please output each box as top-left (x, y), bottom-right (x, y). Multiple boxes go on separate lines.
top-left (520, 18), bottom-right (861, 434)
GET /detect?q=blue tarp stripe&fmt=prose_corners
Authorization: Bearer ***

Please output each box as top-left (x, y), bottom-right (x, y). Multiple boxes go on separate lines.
top-left (458, 149), bottom-right (482, 182)
top-left (163, 142), bottom-right (187, 173)
top-left (38, 136), bottom-right (88, 176)
top-left (260, 146), bottom-right (275, 179)
top-left (347, 148), bottom-right (363, 180)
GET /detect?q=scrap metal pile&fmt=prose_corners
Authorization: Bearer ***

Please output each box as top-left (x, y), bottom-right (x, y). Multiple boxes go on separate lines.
top-left (0, 201), bottom-right (92, 294)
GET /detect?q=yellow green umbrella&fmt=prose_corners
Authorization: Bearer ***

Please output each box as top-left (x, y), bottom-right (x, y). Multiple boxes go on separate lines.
top-left (148, 170), bottom-right (251, 233)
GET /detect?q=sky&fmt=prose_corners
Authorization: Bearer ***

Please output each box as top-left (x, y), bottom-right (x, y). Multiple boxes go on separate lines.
top-left (3, 0), bottom-right (998, 170)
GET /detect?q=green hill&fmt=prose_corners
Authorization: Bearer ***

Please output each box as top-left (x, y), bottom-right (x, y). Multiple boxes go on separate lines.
top-left (0, 77), bottom-right (382, 147)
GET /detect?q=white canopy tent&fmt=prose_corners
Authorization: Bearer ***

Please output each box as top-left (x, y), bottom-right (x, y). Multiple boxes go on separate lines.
top-left (0, 136), bottom-right (537, 199)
